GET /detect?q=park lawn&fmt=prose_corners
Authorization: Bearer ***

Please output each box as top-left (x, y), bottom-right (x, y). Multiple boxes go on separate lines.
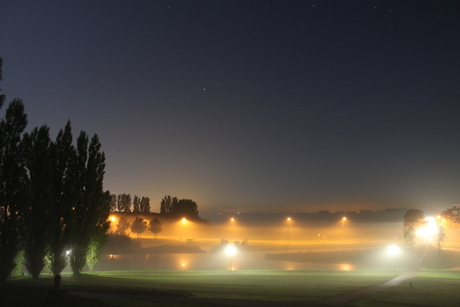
top-left (72, 270), bottom-right (396, 301)
top-left (350, 271), bottom-right (460, 307)
top-left (3, 270), bottom-right (397, 305)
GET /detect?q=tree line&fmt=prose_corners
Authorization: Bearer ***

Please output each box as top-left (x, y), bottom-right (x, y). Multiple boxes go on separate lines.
top-left (109, 193), bottom-right (151, 213)
top-left (109, 194), bottom-right (206, 222)
top-left (0, 58), bottom-right (110, 281)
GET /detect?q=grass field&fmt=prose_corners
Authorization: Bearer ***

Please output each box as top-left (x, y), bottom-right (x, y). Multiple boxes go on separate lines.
top-left (3, 270), bottom-right (397, 306)
top-left (350, 271), bottom-right (460, 307)
top-left (3, 269), bottom-right (460, 306)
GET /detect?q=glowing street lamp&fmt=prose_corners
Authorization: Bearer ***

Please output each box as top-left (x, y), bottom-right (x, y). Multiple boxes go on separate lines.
top-left (225, 245), bottom-right (237, 272)
top-left (387, 245), bottom-right (400, 273)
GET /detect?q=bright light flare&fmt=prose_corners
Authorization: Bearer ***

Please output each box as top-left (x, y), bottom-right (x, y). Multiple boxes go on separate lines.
top-left (387, 245), bottom-right (400, 256)
top-left (225, 245), bottom-right (237, 256)
top-left (182, 217), bottom-right (187, 223)
top-left (109, 216), bottom-right (116, 222)
top-left (417, 217), bottom-right (438, 238)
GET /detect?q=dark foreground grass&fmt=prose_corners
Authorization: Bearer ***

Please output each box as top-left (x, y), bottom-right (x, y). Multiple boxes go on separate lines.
top-left (2, 270), bottom-right (396, 306)
top-left (351, 270), bottom-right (460, 307)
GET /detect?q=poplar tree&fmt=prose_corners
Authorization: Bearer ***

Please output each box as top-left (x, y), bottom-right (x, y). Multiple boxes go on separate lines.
top-left (0, 98), bottom-right (28, 282)
top-left (70, 133), bottom-right (110, 274)
top-left (133, 195), bottom-right (140, 213)
top-left (22, 126), bottom-right (54, 278)
top-left (49, 121), bottom-right (77, 275)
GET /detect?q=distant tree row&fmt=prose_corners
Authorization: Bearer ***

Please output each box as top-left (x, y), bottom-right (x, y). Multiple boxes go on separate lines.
top-left (0, 58), bottom-right (110, 281)
top-left (113, 216), bottom-right (163, 239)
top-left (109, 194), bottom-right (206, 223)
top-left (109, 193), bottom-right (151, 213)
top-left (159, 195), bottom-right (202, 221)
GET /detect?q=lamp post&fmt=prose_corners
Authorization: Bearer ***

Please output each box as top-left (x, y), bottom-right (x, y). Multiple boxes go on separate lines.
top-left (225, 245), bottom-right (237, 272)
top-left (387, 245), bottom-right (400, 273)
top-left (342, 217), bottom-right (347, 240)
top-left (180, 217), bottom-right (186, 240)
top-left (286, 217), bottom-right (291, 252)
top-left (230, 217), bottom-right (235, 240)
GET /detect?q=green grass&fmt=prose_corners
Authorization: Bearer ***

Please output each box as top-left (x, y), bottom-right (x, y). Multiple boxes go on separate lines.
top-left (2, 270), bottom-right (396, 306)
top-left (350, 271), bottom-right (460, 307)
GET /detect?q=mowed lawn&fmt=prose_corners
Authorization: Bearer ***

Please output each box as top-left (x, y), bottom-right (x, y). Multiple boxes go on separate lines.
top-left (350, 271), bottom-right (460, 307)
top-left (3, 270), bottom-right (397, 306)
top-left (89, 270), bottom-right (396, 301)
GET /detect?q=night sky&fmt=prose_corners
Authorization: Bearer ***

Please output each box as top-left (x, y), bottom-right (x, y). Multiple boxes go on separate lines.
top-left (1, 1), bottom-right (459, 214)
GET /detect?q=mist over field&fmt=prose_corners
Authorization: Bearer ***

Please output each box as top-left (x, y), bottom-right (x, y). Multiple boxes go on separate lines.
top-left (91, 209), bottom-right (460, 273)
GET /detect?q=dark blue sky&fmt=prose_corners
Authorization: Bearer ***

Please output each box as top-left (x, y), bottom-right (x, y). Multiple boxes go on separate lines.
top-left (1, 1), bottom-right (459, 214)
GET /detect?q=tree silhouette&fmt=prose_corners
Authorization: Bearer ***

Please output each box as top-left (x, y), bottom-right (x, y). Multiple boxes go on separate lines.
top-left (403, 209), bottom-right (425, 248)
top-left (22, 125), bottom-right (54, 278)
top-left (140, 197), bottom-right (151, 213)
top-left (172, 199), bottom-right (200, 221)
top-left (0, 94), bottom-right (28, 282)
top-left (133, 195), bottom-right (140, 213)
top-left (160, 195), bottom-right (177, 214)
top-left (148, 218), bottom-right (163, 239)
top-left (131, 217), bottom-right (147, 238)
top-left (49, 121), bottom-right (77, 275)
top-left (115, 216), bottom-right (130, 235)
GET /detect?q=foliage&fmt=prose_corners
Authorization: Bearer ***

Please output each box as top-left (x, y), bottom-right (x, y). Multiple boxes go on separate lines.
top-left (160, 195), bottom-right (202, 221)
top-left (130, 217), bottom-right (147, 238)
top-left (109, 194), bottom-right (117, 212)
top-left (115, 216), bottom-right (130, 235)
top-left (117, 193), bottom-right (132, 212)
top-left (0, 96), bottom-right (28, 282)
top-left (160, 195), bottom-right (178, 214)
top-left (70, 133), bottom-right (110, 275)
top-left (140, 196), bottom-right (150, 213)
top-left (439, 207), bottom-right (460, 230)
top-left (172, 199), bottom-right (200, 220)
top-left (22, 125), bottom-right (54, 278)
top-left (435, 224), bottom-right (446, 250)
top-left (148, 218), bottom-right (163, 238)
top-left (402, 209), bottom-right (425, 248)
top-left (49, 120), bottom-right (77, 275)
top-left (133, 195), bottom-right (140, 213)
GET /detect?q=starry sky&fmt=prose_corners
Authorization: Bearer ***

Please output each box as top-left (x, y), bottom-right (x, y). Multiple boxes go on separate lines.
top-left (1, 1), bottom-right (459, 214)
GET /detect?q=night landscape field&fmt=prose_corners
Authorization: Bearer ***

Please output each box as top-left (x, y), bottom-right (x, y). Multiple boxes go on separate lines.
top-left (1, 1), bottom-right (460, 306)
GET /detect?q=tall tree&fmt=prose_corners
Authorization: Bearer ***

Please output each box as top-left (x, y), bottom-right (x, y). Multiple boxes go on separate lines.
top-left (70, 133), bottom-right (110, 275)
top-left (160, 195), bottom-right (177, 214)
top-left (49, 121), bottom-right (77, 276)
top-left (109, 194), bottom-right (117, 212)
top-left (0, 98), bottom-right (28, 282)
top-left (140, 197), bottom-right (150, 213)
top-left (22, 125), bottom-right (54, 278)
top-left (131, 217), bottom-right (147, 238)
top-left (133, 195), bottom-right (140, 213)
top-left (117, 193), bottom-right (131, 212)
top-left (148, 218), bottom-right (163, 239)
top-left (172, 199), bottom-right (200, 221)
top-left (403, 209), bottom-right (425, 248)
top-left (86, 191), bottom-right (111, 271)
top-left (115, 216), bottom-right (130, 235)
